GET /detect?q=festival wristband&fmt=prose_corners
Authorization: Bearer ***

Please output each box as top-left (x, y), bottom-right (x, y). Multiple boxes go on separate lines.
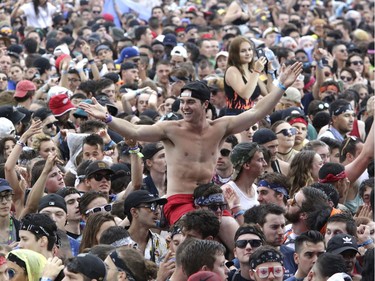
top-left (16, 141), bottom-right (26, 148)
top-left (358, 239), bottom-right (373, 247)
top-left (234, 210), bottom-right (245, 219)
top-left (104, 113), bottom-right (112, 124)
top-left (129, 147), bottom-right (144, 158)
top-left (274, 80), bottom-right (287, 91)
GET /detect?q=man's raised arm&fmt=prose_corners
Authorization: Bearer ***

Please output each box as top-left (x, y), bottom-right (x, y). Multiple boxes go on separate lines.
top-left (225, 62), bottom-right (303, 135)
top-left (79, 98), bottom-right (165, 142)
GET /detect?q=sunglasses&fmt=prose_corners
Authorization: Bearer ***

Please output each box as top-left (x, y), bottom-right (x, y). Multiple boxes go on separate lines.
top-left (93, 11), bottom-right (101, 14)
top-left (235, 239), bottom-right (262, 249)
top-left (206, 203), bottom-right (227, 212)
top-left (317, 102), bottom-right (329, 110)
top-left (90, 173), bottom-right (112, 181)
top-left (246, 125), bottom-right (259, 131)
top-left (85, 203), bottom-right (112, 215)
top-left (340, 76), bottom-right (352, 82)
top-left (340, 136), bottom-right (357, 156)
top-left (137, 202), bottom-right (160, 212)
top-left (0, 77), bottom-right (7, 81)
top-left (254, 266), bottom-right (284, 279)
top-left (350, 60), bottom-right (363, 66)
top-left (46, 121), bottom-right (58, 129)
top-left (220, 148), bottom-right (231, 157)
top-left (276, 127), bottom-right (297, 136)
top-left (290, 195), bottom-right (302, 208)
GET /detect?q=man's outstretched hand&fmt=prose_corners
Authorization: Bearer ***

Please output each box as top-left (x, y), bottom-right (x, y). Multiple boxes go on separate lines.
top-left (78, 98), bottom-right (107, 120)
top-left (278, 62), bottom-right (303, 88)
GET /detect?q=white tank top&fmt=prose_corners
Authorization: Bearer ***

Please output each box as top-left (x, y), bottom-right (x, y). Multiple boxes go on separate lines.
top-left (227, 181), bottom-right (259, 210)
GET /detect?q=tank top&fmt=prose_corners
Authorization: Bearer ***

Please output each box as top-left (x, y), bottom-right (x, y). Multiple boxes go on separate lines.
top-left (226, 181), bottom-right (259, 210)
top-left (224, 71), bottom-right (261, 115)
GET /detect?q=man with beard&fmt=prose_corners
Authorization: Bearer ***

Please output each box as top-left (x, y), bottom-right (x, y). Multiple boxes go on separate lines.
top-left (283, 187), bottom-right (333, 250)
top-left (253, 128), bottom-right (289, 176)
top-left (318, 100), bottom-right (355, 142)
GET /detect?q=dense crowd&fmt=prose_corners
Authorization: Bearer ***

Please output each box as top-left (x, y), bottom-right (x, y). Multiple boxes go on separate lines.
top-left (0, 0), bottom-right (372, 280)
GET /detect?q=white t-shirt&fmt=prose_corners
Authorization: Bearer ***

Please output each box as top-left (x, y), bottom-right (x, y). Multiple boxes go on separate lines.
top-left (21, 2), bottom-right (56, 28)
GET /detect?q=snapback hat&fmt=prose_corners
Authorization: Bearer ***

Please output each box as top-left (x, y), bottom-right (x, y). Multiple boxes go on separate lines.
top-left (180, 81), bottom-right (211, 102)
top-left (14, 80), bottom-right (36, 98)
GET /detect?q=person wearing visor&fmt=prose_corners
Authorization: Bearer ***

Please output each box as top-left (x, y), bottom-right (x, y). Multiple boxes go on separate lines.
top-left (124, 190), bottom-right (168, 265)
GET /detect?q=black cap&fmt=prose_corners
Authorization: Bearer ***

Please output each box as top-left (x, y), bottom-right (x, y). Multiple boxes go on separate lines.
top-left (71, 254), bottom-right (107, 281)
top-left (180, 81), bottom-right (211, 102)
top-left (17, 107), bottom-right (32, 124)
top-left (326, 234), bottom-right (359, 255)
top-left (38, 194), bottom-right (67, 213)
top-left (141, 142), bottom-right (164, 160)
top-left (0, 105), bottom-right (25, 125)
top-left (95, 94), bottom-right (118, 116)
top-left (253, 128), bottom-right (277, 145)
top-left (124, 190), bottom-right (167, 217)
top-left (85, 160), bottom-right (114, 178)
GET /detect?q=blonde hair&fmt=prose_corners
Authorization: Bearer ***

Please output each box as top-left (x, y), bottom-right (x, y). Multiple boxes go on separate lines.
top-left (32, 133), bottom-right (52, 152)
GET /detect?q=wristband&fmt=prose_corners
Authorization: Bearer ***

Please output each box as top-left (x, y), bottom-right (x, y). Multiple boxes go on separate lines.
top-left (276, 80), bottom-right (287, 91)
top-left (16, 141), bottom-right (26, 148)
top-left (253, 69), bottom-right (262, 74)
top-left (129, 147), bottom-right (144, 158)
top-left (234, 210), bottom-right (245, 219)
top-left (268, 72), bottom-right (276, 80)
top-left (230, 204), bottom-right (241, 210)
top-left (358, 239), bottom-right (373, 247)
top-left (104, 112), bottom-right (112, 124)
top-left (88, 59), bottom-right (95, 64)
top-left (40, 278), bottom-right (53, 281)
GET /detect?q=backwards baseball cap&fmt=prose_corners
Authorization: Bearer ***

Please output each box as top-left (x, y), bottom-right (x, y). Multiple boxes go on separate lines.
top-left (69, 254), bottom-right (107, 281)
top-left (85, 160), bottom-right (114, 178)
top-left (142, 142), bottom-right (164, 160)
top-left (124, 190), bottom-right (167, 217)
top-left (116, 47), bottom-right (139, 64)
top-left (0, 118), bottom-right (15, 138)
top-left (253, 128), bottom-right (277, 145)
top-left (171, 46), bottom-right (188, 58)
top-left (281, 87), bottom-right (302, 104)
top-left (326, 234), bottom-right (359, 255)
top-left (48, 93), bottom-right (76, 117)
top-left (38, 194), bottom-right (67, 213)
top-left (163, 34), bottom-right (177, 47)
top-left (0, 178), bottom-right (12, 193)
top-left (230, 142), bottom-right (261, 180)
top-left (14, 80), bottom-right (36, 98)
top-left (180, 81), bottom-right (211, 102)
top-left (0, 105), bottom-right (25, 125)
top-left (262, 27), bottom-right (280, 38)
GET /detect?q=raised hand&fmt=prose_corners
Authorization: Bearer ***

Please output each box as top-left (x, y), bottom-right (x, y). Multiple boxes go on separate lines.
top-left (254, 57), bottom-right (267, 73)
top-left (20, 119), bottom-right (43, 143)
top-left (78, 97), bottom-right (107, 120)
top-left (278, 62), bottom-right (303, 88)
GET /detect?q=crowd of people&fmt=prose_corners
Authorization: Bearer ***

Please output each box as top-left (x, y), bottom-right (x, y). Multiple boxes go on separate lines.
top-left (0, 0), bottom-right (372, 280)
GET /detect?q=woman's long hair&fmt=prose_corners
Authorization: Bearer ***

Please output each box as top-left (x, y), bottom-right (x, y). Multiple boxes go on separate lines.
top-left (227, 36), bottom-right (255, 76)
top-left (288, 151), bottom-right (317, 197)
top-left (79, 213), bottom-right (115, 253)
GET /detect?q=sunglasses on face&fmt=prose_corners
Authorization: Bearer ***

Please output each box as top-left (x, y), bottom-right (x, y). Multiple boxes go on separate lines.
top-left (206, 203), bottom-right (227, 212)
top-left (276, 127), bottom-right (297, 136)
top-left (137, 202), bottom-right (160, 212)
top-left (235, 239), bottom-right (262, 249)
top-left (0, 77), bottom-right (7, 81)
top-left (246, 125), bottom-right (259, 131)
top-left (220, 148), bottom-right (231, 157)
top-left (254, 266), bottom-right (284, 279)
top-left (350, 60), bottom-right (363, 66)
top-left (340, 76), bottom-right (352, 82)
top-left (85, 203), bottom-right (112, 215)
top-left (90, 173), bottom-right (112, 181)
top-left (45, 121), bottom-right (58, 129)
top-left (93, 11), bottom-right (101, 14)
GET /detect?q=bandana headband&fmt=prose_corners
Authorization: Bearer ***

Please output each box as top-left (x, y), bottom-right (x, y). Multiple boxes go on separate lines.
top-left (333, 104), bottom-right (353, 116)
top-left (250, 250), bottom-right (283, 269)
top-left (320, 84), bottom-right (339, 94)
top-left (318, 170), bottom-right (347, 183)
top-left (288, 117), bottom-right (308, 127)
top-left (194, 193), bottom-right (224, 206)
top-left (258, 180), bottom-right (289, 199)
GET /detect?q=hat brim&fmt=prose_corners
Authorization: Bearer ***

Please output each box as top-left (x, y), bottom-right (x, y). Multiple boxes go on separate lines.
top-left (329, 247), bottom-right (359, 255)
top-left (0, 186), bottom-right (12, 193)
top-left (142, 197), bottom-right (168, 205)
top-left (86, 168), bottom-right (114, 178)
top-left (53, 104), bottom-right (75, 117)
top-left (12, 111), bottom-right (26, 125)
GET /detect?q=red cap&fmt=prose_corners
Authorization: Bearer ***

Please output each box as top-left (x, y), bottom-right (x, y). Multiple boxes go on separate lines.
top-left (48, 94), bottom-right (75, 116)
top-left (14, 80), bottom-right (36, 98)
top-left (55, 54), bottom-right (70, 70)
top-left (201, 33), bottom-right (213, 39)
top-left (102, 13), bottom-right (114, 22)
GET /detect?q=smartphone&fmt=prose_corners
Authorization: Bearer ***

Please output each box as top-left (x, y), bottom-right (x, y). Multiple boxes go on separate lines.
top-left (256, 48), bottom-right (265, 59)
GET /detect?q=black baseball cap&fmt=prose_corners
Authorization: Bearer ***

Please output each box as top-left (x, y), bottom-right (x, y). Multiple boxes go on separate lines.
top-left (326, 234), bottom-right (359, 255)
top-left (124, 190), bottom-right (167, 217)
top-left (85, 160), bottom-right (114, 178)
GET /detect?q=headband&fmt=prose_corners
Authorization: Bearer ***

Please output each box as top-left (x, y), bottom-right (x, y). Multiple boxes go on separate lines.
top-left (250, 250), bottom-right (283, 269)
top-left (320, 85), bottom-right (339, 94)
top-left (258, 180), bottom-right (289, 199)
top-left (333, 104), bottom-right (353, 116)
top-left (110, 251), bottom-right (136, 281)
top-left (194, 193), bottom-right (224, 206)
top-left (7, 253), bottom-right (27, 274)
top-left (20, 222), bottom-right (51, 237)
top-left (288, 117), bottom-right (308, 127)
top-left (111, 237), bottom-right (136, 248)
top-left (318, 170), bottom-right (347, 183)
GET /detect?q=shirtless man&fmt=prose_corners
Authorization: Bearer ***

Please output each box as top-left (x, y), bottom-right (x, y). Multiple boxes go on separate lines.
top-left (80, 62), bottom-right (303, 226)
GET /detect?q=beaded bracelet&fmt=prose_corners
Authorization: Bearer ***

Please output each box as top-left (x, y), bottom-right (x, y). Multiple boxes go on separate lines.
top-left (129, 147), bottom-right (144, 158)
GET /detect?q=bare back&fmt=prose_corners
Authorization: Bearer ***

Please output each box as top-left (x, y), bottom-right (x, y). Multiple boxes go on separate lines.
top-left (161, 118), bottom-right (229, 196)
